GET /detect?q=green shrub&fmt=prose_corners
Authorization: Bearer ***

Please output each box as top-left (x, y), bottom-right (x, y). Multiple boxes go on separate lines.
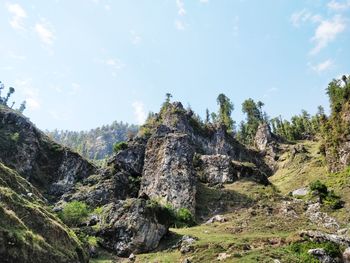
top-left (309, 180), bottom-right (343, 209)
top-left (146, 200), bottom-right (195, 228)
top-left (175, 208), bottom-right (195, 228)
top-left (60, 201), bottom-right (89, 227)
top-left (113, 141), bottom-right (128, 153)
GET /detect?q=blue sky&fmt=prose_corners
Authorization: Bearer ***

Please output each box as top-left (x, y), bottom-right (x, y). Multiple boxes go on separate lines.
top-left (0, 0), bottom-right (349, 131)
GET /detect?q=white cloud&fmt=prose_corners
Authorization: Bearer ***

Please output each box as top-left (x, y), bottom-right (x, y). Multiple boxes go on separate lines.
top-left (176, 0), bottom-right (186, 16)
top-left (132, 101), bottom-right (147, 125)
top-left (199, 0), bottom-right (209, 3)
top-left (310, 15), bottom-right (346, 55)
top-left (6, 3), bottom-right (27, 30)
top-left (328, 0), bottom-right (350, 11)
top-left (35, 20), bottom-right (55, 45)
top-left (310, 59), bottom-right (334, 73)
top-left (290, 9), bottom-right (321, 27)
top-left (14, 79), bottom-right (41, 111)
top-left (105, 58), bottom-right (125, 70)
top-left (130, 30), bottom-right (142, 45)
top-left (175, 20), bottom-right (186, 30)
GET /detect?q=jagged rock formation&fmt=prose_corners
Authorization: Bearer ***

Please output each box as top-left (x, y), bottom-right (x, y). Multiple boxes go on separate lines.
top-left (140, 126), bottom-right (196, 213)
top-left (98, 198), bottom-right (169, 257)
top-left (138, 102), bottom-right (270, 213)
top-left (0, 106), bottom-right (96, 198)
top-left (0, 162), bottom-right (88, 263)
top-left (0, 102), bottom-right (273, 260)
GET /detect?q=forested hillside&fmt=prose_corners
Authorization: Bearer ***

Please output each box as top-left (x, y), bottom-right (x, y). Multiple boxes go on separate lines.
top-left (47, 122), bottom-right (138, 160)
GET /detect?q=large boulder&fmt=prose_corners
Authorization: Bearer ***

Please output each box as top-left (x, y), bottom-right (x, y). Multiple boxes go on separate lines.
top-left (139, 128), bottom-right (196, 213)
top-left (98, 198), bottom-right (169, 257)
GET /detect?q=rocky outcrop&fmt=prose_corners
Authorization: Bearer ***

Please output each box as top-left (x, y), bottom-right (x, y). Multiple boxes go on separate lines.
top-left (255, 123), bottom-right (272, 152)
top-left (140, 126), bottom-right (196, 213)
top-left (0, 162), bottom-right (88, 263)
top-left (254, 123), bottom-right (281, 172)
top-left (0, 106), bottom-right (96, 198)
top-left (98, 198), bottom-right (169, 257)
top-left (138, 103), bottom-right (270, 213)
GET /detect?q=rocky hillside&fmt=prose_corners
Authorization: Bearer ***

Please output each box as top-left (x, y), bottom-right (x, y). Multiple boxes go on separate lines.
top-left (1, 95), bottom-right (350, 263)
top-left (47, 122), bottom-right (138, 160)
top-left (0, 105), bottom-right (96, 199)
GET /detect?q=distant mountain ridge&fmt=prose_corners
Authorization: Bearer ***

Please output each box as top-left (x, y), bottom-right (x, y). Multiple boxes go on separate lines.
top-left (47, 121), bottom-right (139, 160)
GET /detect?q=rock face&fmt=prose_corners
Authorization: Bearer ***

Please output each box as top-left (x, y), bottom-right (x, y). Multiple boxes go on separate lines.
top-left (0, 162), bottom-right (88, 263)
top-left (197, 154), bottom-right (269, 185)
top-left (98, 198), bottom-right (169, 257)
top-left (0, 106), bottom-right (96, 198)
top-left (140, 127), bottom-right (196, 213)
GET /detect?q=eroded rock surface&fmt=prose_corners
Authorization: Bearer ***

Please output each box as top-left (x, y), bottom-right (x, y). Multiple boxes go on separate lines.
top-left (140, 128), bottom-right (196, 213)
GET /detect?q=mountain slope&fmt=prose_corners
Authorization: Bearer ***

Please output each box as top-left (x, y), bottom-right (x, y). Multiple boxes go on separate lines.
top-left (0, 162), bottom-right (88, 263)
top-left (0, 105), bottom-right (96, 199)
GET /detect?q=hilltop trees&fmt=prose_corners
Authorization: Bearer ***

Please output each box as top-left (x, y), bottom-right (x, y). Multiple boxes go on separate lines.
top-left (236, 98), bottom-right (266, 145)
top-left (0, 81), bottom-right (26, 113)
top-left (216, 93), bottom-right (234, 132)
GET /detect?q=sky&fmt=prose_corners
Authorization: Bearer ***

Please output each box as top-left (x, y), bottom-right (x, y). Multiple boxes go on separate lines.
top-left (0, 0), bottom-right (349, 131)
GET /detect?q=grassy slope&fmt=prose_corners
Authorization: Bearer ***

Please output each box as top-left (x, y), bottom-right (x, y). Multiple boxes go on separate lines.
top-left (270, 140), bottom-right (350, 223)
top-left (0, 162), bottom-right (87, 263)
